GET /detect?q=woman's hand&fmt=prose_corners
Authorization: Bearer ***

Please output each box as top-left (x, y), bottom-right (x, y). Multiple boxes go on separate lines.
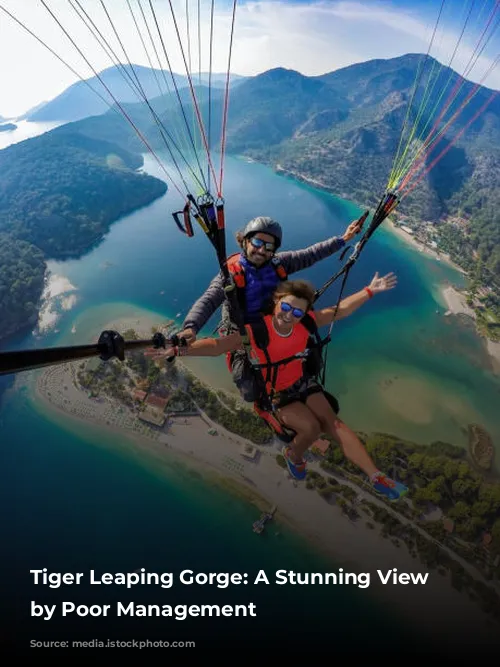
top-left (368, 272), bottom-right (397, 294)
top-left (143, 345), bottom-right (177, 361)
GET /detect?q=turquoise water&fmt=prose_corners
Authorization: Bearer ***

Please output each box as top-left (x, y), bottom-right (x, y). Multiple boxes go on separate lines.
top-left (29, 152), bottom-right (500, 455)
top-left (1, 148), bottom-right (499, 652)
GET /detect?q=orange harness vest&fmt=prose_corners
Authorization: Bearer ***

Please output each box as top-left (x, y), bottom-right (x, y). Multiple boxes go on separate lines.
top-left (226, 253), bottom-right (287, 290)
top-left (245, 314), bottom-right (316, 393)
top-left (224, 252), bottom-right (288, 372)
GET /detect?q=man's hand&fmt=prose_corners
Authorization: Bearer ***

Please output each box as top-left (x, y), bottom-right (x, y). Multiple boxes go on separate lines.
top-left (368, 272), bottom-right (398, 294)
top-left (342, 218), bottom-right (364, 242)
top-left (176, 328), bottom-right (196, 344)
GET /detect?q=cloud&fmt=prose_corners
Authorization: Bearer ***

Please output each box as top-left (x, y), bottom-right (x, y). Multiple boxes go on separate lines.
top-left (0, 0), bottom-right (498, 117)
top-left (229, 1), bottom-right (499, 87)
top-left (323, 1), bottom-right (500, 87)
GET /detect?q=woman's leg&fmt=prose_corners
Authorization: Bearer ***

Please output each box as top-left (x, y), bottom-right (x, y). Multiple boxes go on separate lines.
top-left (304, 391), bottom-right (408, 500)
top-left (276, 401), bottom-right (322, 464)
top-left (304, 391), bottom-right (379, 477)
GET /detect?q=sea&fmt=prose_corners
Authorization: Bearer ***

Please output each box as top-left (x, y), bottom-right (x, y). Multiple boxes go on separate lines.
top-left (1, 122), bottom-right (499, 655)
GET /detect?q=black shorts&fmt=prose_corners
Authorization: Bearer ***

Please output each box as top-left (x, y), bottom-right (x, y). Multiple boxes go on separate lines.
top-left (272, 377), bottom-right (323, 409)
top-left (272, 378), bottom-right (340, 414)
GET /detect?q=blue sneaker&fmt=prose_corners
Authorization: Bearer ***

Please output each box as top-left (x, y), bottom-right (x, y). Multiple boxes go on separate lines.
top-left (282, 446), bottom-right (307, 481)
top-left (372, 473), bottom-right (408, 501)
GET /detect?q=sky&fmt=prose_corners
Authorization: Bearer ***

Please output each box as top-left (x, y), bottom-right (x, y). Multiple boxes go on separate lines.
top-left (0, 0), bottom-right (498, 118)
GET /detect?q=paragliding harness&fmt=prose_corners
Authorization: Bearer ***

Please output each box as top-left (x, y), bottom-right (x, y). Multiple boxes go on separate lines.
top-left (249, 312), bottom-right (323, 392)
top-left (226, 252), bottom-right (288, 302)
top-left (227, 311), bottom-right (323, 403)
top-left (223, 252), bottom-right (288, 399)
top-left (245, 312), bottom-right (338, 443)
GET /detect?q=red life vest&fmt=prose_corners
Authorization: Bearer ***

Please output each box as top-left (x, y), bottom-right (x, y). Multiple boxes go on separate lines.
top-left (226, 252), bottom-right (287, 290)
top-left (245, 313), bottom-right (317, 393)
top-left (224, 252), bottom-right (288, 371)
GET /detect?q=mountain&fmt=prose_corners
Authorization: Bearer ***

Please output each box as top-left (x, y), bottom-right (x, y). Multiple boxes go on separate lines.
top-left (234, 56), bottom-right (500, 281)
top-left (221, 67), bottom-right (350, 152)
top-left (64, 69), bottom-right (350, 156)
top-left (27, 65), bottom-right (248, 123)
top-left (32, 55), bottom-right (500, 282)
top-left (17, 100), bottom-right (49, 121)
top-left (0, 128), bottom-right (167, 344)
top-left (0, 130), bottom-right (166, 257)
top-left (314, 54), bottom-right (424, 106)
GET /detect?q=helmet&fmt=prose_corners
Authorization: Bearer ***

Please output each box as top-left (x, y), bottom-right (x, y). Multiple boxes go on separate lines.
top-left (242, 217), bottom-right (282, 249)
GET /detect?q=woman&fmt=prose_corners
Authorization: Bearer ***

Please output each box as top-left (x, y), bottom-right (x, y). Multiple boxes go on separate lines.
top-left (154, 273), bottom-right (408, 501)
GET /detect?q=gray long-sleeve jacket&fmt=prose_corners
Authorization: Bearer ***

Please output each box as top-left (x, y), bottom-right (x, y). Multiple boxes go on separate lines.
top-left (182, 235), bottom-right (346, 334)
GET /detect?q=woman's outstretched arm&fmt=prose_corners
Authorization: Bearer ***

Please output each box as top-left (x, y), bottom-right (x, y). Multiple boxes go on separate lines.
top-left (315, 272), bottom-right (397, 327)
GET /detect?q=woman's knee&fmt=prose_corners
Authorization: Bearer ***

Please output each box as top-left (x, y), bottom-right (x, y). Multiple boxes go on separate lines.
top-left (315, 407), bottom-right (338, 432)
top-left (324, 413), bottom-right (342, 434)
top-left (279, 411), bottom-right (320, 441)
top-left (301, 415), bottom-right (322, 441)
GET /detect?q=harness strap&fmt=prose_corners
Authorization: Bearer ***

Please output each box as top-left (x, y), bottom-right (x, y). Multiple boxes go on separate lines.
top-left (251, 352), bottom-right (308, 369)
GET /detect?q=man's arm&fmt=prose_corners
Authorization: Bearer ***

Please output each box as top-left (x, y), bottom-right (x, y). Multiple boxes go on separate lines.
top-left (278, 218), bottom-right (363, 275)
top-left (165, 332), bottom-right (242, 358)
top-left (277, 236), bottom-right (346, 274)
top-left (180, 271), bottom-right (226, 337)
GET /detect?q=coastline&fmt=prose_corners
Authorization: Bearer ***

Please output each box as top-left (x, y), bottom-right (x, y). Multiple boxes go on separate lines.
top-left (439, 284), bottom-right (500, 375)
top-left (384, 217), bottom-right (466, 273)
top-left (32, 316), bottom-right (500, 647)
top-left (272, 164), bottom-right (500, 375)
top-left (383, 219), bottom-right (500, 375)
top-left (273, 163), bottom-right (466, 274)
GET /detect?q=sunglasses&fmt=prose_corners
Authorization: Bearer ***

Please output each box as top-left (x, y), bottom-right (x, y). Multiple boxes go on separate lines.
top-left (249, 237), bottom-right (275, 252)
top-left (280, 301), bottom-right (305, 318)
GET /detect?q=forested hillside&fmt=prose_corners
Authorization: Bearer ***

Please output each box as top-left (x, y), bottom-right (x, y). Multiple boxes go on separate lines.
top-left (0, 130), bottom-right (167, 342)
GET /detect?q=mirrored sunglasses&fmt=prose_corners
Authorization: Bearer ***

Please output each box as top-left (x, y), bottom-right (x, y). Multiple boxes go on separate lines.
top-left (280, 301), bottom-right (305, 318)
top-left (250, 237), bottom-right (275, 252)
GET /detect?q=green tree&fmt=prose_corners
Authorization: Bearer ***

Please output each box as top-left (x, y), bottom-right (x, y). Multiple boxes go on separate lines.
top-left (448, 501), bottom-right (471, 521)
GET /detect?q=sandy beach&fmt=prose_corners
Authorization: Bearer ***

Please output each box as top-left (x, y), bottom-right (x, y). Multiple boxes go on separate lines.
top-left (441, 285), bottom-right (475, 318)
top-left (32, 315), bottom-right (500, 649)
top-left (387, 221), bottom-right (500, 370)
top-left (385, 218), bottom-right (466, 272)
top-left (439, 284), bottom-right (500, 373)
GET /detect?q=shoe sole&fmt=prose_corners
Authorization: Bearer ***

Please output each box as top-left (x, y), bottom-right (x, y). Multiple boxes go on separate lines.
top-left (282, 446), bottom-right (306, 481)
top-left (374, 487), bottom-right (408, 502)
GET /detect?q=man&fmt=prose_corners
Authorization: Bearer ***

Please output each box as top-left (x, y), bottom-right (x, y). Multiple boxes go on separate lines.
top-left (176, 215), bottom-right (363, 400)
